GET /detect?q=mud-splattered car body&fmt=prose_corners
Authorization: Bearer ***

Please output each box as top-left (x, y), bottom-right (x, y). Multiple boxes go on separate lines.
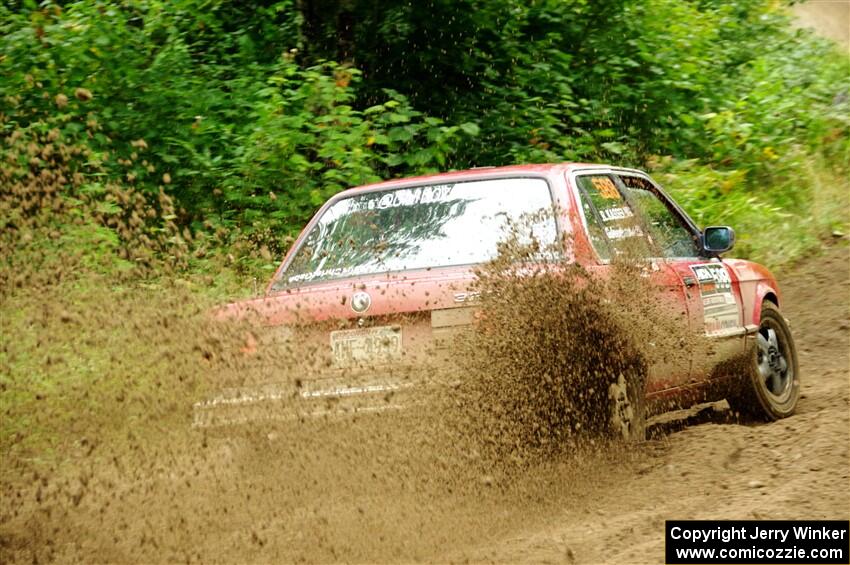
top-left (197, 163), bottom-right (795, 429)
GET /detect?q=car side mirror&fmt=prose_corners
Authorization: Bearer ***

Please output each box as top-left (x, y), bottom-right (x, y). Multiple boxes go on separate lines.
top-left (702, 226), bottom-right (735, 254)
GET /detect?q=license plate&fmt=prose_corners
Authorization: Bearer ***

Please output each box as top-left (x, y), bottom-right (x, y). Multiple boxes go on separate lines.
top-left (330, 326), bottom-right (402, 368)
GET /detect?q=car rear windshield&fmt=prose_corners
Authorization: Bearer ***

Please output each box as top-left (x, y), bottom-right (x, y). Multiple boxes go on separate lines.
top-left (272, 177), bottom-right (557, 289)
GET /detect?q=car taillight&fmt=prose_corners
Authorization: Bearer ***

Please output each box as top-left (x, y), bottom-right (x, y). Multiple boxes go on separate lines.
top-left (240, 325), bottom-right (293, 355)
top-left (240, 331), bottom-right (257, 355)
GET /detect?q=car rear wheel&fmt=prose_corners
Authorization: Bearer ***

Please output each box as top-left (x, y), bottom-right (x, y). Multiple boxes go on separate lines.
top-left (608, 372), bottom-right (646, 442)
top-left (728, 302), bottom-right (800, 420)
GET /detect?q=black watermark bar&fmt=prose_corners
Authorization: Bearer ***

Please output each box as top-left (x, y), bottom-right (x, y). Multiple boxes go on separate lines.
top-left (666, 520), bottom-right (849, 564)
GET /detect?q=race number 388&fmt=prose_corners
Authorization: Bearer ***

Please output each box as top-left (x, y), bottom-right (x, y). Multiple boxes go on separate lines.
top-left (591, 177), bottom-right (621, 200)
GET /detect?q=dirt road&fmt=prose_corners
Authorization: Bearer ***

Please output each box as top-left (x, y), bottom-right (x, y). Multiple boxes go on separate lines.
top-left (1, 243), bottom-right (848, 563)
top-left (792, 0), bottom-right (850, 50)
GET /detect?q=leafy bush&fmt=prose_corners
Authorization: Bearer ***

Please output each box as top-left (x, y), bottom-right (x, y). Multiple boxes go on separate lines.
top-left (1, 0), bottom-right (847, 273)
top-left (0, 123), bottom-right (190, 291)
top-left (229, 57), bottom-right (478, 249)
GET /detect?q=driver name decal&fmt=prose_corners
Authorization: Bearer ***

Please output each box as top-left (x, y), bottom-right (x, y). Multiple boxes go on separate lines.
top-left (691, 263), bottom-right (740, 336)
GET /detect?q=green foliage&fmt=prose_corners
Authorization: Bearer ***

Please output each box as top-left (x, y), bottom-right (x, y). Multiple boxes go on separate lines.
top-left (1, 0), bottom-right (848, 273)
top-left (656, 153), bottom-right (849, 267)
top-left (231, 58), bottom-right (477, 248)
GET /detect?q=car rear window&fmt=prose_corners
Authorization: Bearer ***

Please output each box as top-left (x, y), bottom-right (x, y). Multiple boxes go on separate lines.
top-left (273, 177), bottom-right (557, 289)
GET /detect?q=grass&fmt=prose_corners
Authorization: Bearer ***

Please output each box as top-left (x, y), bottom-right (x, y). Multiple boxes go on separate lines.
top-left (0, 265), bottom-right (248, 478)
top-left (660, 152), bottom-right (850, 270)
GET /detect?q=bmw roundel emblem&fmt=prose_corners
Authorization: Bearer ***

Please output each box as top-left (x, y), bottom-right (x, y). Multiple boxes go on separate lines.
top-left (351, 291), bottom-right (372, 313)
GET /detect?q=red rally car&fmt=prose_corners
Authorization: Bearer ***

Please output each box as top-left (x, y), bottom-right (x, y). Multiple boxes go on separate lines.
top-left (198, 163), bottom-right (800, 436)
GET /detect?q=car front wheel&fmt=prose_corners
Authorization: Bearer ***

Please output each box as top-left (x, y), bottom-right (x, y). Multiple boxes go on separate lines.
top-left (728, 302), bottom-right (800, 420)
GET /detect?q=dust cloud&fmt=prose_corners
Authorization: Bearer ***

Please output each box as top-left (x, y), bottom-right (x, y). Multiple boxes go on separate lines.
top-left (0, 279), bottom-right (654, 563)
top-left (1, 182), bottom-right (697, 562)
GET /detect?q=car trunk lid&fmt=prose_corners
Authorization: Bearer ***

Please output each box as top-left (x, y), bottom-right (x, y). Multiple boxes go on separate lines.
top-left (195, 268), bottom-right (477, 427)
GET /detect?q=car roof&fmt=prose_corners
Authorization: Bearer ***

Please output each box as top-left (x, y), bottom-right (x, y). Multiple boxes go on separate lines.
top-left (341, 162), bottom-right (624, 193)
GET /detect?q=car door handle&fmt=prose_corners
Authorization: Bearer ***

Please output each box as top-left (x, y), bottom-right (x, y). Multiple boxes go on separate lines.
top-left (683, 276), bottom-right (697, 288)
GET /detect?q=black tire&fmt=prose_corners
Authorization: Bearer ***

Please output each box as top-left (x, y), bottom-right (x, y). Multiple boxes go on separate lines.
top-left (608, 371), bottom-right (646, 441)
top-left (728, 302), bottom-right (800, 421)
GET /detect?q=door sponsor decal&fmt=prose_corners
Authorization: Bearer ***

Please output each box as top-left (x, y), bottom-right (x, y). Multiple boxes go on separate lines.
top-left (690, 263), bottom-right (740, 336)
top-left (604, 225), bottom-right (644, 240)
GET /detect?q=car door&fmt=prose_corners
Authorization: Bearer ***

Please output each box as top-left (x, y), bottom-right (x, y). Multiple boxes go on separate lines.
top-left (570, 171), bottom-right (693, 393)
top-left (613, 172), bottom-right (747, 381)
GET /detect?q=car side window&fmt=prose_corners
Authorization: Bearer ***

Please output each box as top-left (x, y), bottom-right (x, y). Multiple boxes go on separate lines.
top-left (575, 174), bottom-right (649, 261)
top-left (616, 175), bottom-right (701, 258)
